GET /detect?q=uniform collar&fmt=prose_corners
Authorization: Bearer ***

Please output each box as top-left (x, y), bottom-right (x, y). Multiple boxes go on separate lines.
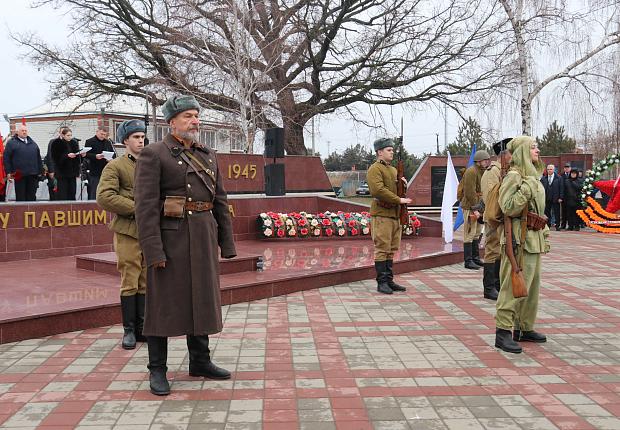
top-left (127, 153), bottom-right (137, 163)
top-left (164, 133), bottom-right (208, 158)
top-left (378, 159), bottom-right (390, 166)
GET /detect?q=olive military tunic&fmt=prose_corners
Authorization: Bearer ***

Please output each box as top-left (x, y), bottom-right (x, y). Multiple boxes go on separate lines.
top-left (96, 154), bottom-right (146, 296)
top-left (134, 134), bottom-right (236, 337)
top-left (367, 160), bottom-right (402, 261)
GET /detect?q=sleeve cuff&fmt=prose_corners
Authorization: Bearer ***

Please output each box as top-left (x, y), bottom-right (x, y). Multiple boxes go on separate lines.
top-left (141, 235), bottom-right (166, 266)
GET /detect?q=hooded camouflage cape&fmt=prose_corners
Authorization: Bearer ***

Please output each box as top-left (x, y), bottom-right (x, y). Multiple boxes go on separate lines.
top-left (495, 136), bottom-right (550, 332)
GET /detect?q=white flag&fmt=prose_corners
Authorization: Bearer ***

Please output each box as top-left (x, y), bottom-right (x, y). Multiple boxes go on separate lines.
top-left (441, 152), bottom-right (459, 243)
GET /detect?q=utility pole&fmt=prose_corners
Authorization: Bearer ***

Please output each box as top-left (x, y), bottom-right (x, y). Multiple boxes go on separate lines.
top-left (435, 133), bottom-right (440, 154)
top-left (311, 116), bottom-right (315, 156)
top-left (327, 140), bottom-right (331, 156)
top-left (444, 104), bottom-right (448, 150)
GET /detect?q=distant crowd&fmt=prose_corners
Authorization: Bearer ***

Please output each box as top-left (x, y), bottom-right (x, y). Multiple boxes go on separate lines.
top-left (541, 162), bottom-right (598, 231)
top-left (0, 124), bottom-right (116, 202)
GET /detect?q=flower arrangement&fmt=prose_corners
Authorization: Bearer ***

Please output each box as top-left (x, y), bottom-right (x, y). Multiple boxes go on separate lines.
top-left (403, 212), bottom-right (422, 236)
top-left (257, 210), bottom-right (421, 239)
top-left (580, 153), bottom-right (620, 207)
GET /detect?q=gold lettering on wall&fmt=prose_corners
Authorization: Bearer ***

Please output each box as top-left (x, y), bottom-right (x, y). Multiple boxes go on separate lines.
top-left (24, 212), bottom-right (36, 228)
top-left (228, 204), bottom-right (235, 218)
top-left (228, 163), bottom-right (257, 179)
top-left (67, 210), bottom-right (82, 226)
top-left (82, 210), bottom-right (93, 225)
top-left (38, 211), bottom-right (52, 228)
top-left (1, 209), bottom-right (110, 229)
top-left (94, 210), bottom-right (106, 224)
top-left (0, 213), bottom-right (9, 229)
top-left (54, 211), bottom-right (66, 227)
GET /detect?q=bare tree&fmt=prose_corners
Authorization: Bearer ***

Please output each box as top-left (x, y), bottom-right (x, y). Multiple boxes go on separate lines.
top-left (18, 0), bottom-right (507, 154)
top-left (497, 0), bottom-right (620, 136)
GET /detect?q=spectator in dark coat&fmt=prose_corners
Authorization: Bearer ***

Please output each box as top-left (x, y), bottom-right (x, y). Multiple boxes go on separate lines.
top-left (50, 127), bottom-right (81, 200)
top-left (564, 170), bottom-right (582, 231)
top-left (559, 162), bottom-right (571, 229)
top-left (3, 124), bottom-right (43, 201)
top-left (541, 164), bottom-right (563, 230)
top-left (84, 126), bottom-right (116, 200)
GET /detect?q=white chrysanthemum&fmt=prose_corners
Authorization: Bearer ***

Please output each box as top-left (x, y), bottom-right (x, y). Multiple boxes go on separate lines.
top-left (264, 228), bottom-right (273, 237)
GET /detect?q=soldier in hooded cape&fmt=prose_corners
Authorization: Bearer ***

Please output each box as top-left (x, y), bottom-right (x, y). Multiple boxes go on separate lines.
top-left (495, 136), bottom-right (550, 354)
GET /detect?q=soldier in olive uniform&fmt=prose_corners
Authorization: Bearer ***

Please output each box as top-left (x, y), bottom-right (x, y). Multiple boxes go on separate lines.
top-left (495, 136), bottom-right (550, 354)
top-left (480, 141), bottom-right (512, 301)
top-left (459, 150), bottom-right (491, 270)
top-left (367, 138), bottom-right (412, 294)
top-left (97, 120), bottom-right (147, 350)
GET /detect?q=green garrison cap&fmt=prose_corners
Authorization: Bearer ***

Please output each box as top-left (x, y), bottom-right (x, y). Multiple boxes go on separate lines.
top-left (162, 95), bottom-right (201, 122)
top-left (373, 138), bottom-right (394, 152)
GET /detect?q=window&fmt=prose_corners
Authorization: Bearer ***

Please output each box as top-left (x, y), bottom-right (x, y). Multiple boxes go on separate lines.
top-left (156, 124), bottom-right (170, 141)
top-left (230, 131), bottom-right (244, 152)
top-left (201, 129), bottom-right (217, 149)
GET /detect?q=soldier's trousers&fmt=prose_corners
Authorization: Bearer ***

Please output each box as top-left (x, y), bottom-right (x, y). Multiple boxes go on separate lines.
top-left (462, 209), bottom-right (482, 243)
top-left (483, 222), bottom-right (500, 263)
top-left (495, 246), bottom-right (541, 331)
top-left (371, 216), bottom-right (401, 261)
top-left (114, 232), bottom-right (147, 296)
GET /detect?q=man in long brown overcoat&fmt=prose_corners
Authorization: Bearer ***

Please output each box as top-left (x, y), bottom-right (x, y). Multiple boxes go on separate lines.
top-left (134, 94), bottom-right (237, 396)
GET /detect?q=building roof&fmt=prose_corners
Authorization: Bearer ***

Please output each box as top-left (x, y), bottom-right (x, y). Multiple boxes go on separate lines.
top-left (9, 95), bottom-right (229, 123)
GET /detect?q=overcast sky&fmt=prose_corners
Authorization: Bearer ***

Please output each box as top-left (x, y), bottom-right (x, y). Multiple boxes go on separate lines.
top-left (0, 2), bottom-right (557, 156)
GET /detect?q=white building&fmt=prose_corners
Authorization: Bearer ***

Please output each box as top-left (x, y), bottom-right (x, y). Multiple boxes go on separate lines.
top-left (7, 96), bottom-right (244, 155)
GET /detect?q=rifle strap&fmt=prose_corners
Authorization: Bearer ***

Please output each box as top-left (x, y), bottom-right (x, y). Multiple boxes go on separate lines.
top-left (518, 205), bottom-right (528, 269)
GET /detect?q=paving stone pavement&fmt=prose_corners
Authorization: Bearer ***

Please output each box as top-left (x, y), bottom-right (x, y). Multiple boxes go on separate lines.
top-left (1, 231), bottom-right (619, 429)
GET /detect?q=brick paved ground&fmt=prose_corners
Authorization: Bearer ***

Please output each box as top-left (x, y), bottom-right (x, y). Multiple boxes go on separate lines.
top-left (1, 231), bottom-right (619, 430)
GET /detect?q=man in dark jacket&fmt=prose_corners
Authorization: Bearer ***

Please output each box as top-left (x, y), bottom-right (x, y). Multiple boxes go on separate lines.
top-left (84, 126), bottom-right (116, 200)
top-left (541, 164), bottom-right (563, 231)
top-left (3, 124), bottom-right (43, 201)
top-left (135, 94), bottom-right (237, 396)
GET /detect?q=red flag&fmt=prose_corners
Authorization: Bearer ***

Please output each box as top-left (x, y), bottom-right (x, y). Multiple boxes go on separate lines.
top-left (0, 133), bottom-right (5, 195)
top-left (21, 117), bottom-right (26, 126)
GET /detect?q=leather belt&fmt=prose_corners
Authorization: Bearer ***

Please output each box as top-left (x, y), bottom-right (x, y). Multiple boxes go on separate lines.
top-left (375, 199), bottom-right (397, 209)
top-left (185, 201), bottom-right (214, 211)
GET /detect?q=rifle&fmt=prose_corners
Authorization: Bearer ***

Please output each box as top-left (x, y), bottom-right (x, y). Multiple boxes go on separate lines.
top-left (502, 149), bottom-right (528, 299)
top-left (396, 136), bottom-right (409, 226)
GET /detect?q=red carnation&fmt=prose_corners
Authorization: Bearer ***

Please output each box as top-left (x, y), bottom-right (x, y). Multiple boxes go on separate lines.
top-left (300, 228), bottom-right (308, 235)
top-left (348, 220), bottom-right (356, 227)
top-left (325, 228), bottom-right (333, 236)
top-left (298, 219), bottom-right (307, 226)
top-left (351, 228), bottom-right (358, 235)
top-left (414, 219), bottom-right (421, 228)
top-left (322, 219), bottom-right (331, 226)
top-left (277, 229), bottom-right (285, 237)
top-left (274, 219), bottom-right (283, 227)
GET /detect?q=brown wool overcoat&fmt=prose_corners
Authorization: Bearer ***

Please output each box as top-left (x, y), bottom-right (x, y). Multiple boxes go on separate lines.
top-left (134, 134), bottom-right (236, 337)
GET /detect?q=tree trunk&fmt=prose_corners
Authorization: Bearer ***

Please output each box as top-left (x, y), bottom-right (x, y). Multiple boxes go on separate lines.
top-left (282, 116), bottom-right (308, 155)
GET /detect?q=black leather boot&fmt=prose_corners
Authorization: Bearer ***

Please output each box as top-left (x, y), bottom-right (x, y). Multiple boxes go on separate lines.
top-left (464, 243), bottom-right (481, 270)
top-left (495, 328), bottom-right (522, 354)
top-left (493, 259), bottom-right (501, 293)
top-left (483, 263), bottom-right (498, 300)
top-left (471, 239), bottom-right (484, 267)
top-left (147, 336), bottom-right (170, 395)
top-left (187, 335), bottom-right (231, 379)
top-left (120, 295), bottom-right (137, 349)
top-left (375, 261), bottom-right (393, 294)
top-left (386, 260), bottom-right (406, 292)
top-left (134, 294), bottom-right (147, 342)
top-left (513, 330), bottom-right (547, 343)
